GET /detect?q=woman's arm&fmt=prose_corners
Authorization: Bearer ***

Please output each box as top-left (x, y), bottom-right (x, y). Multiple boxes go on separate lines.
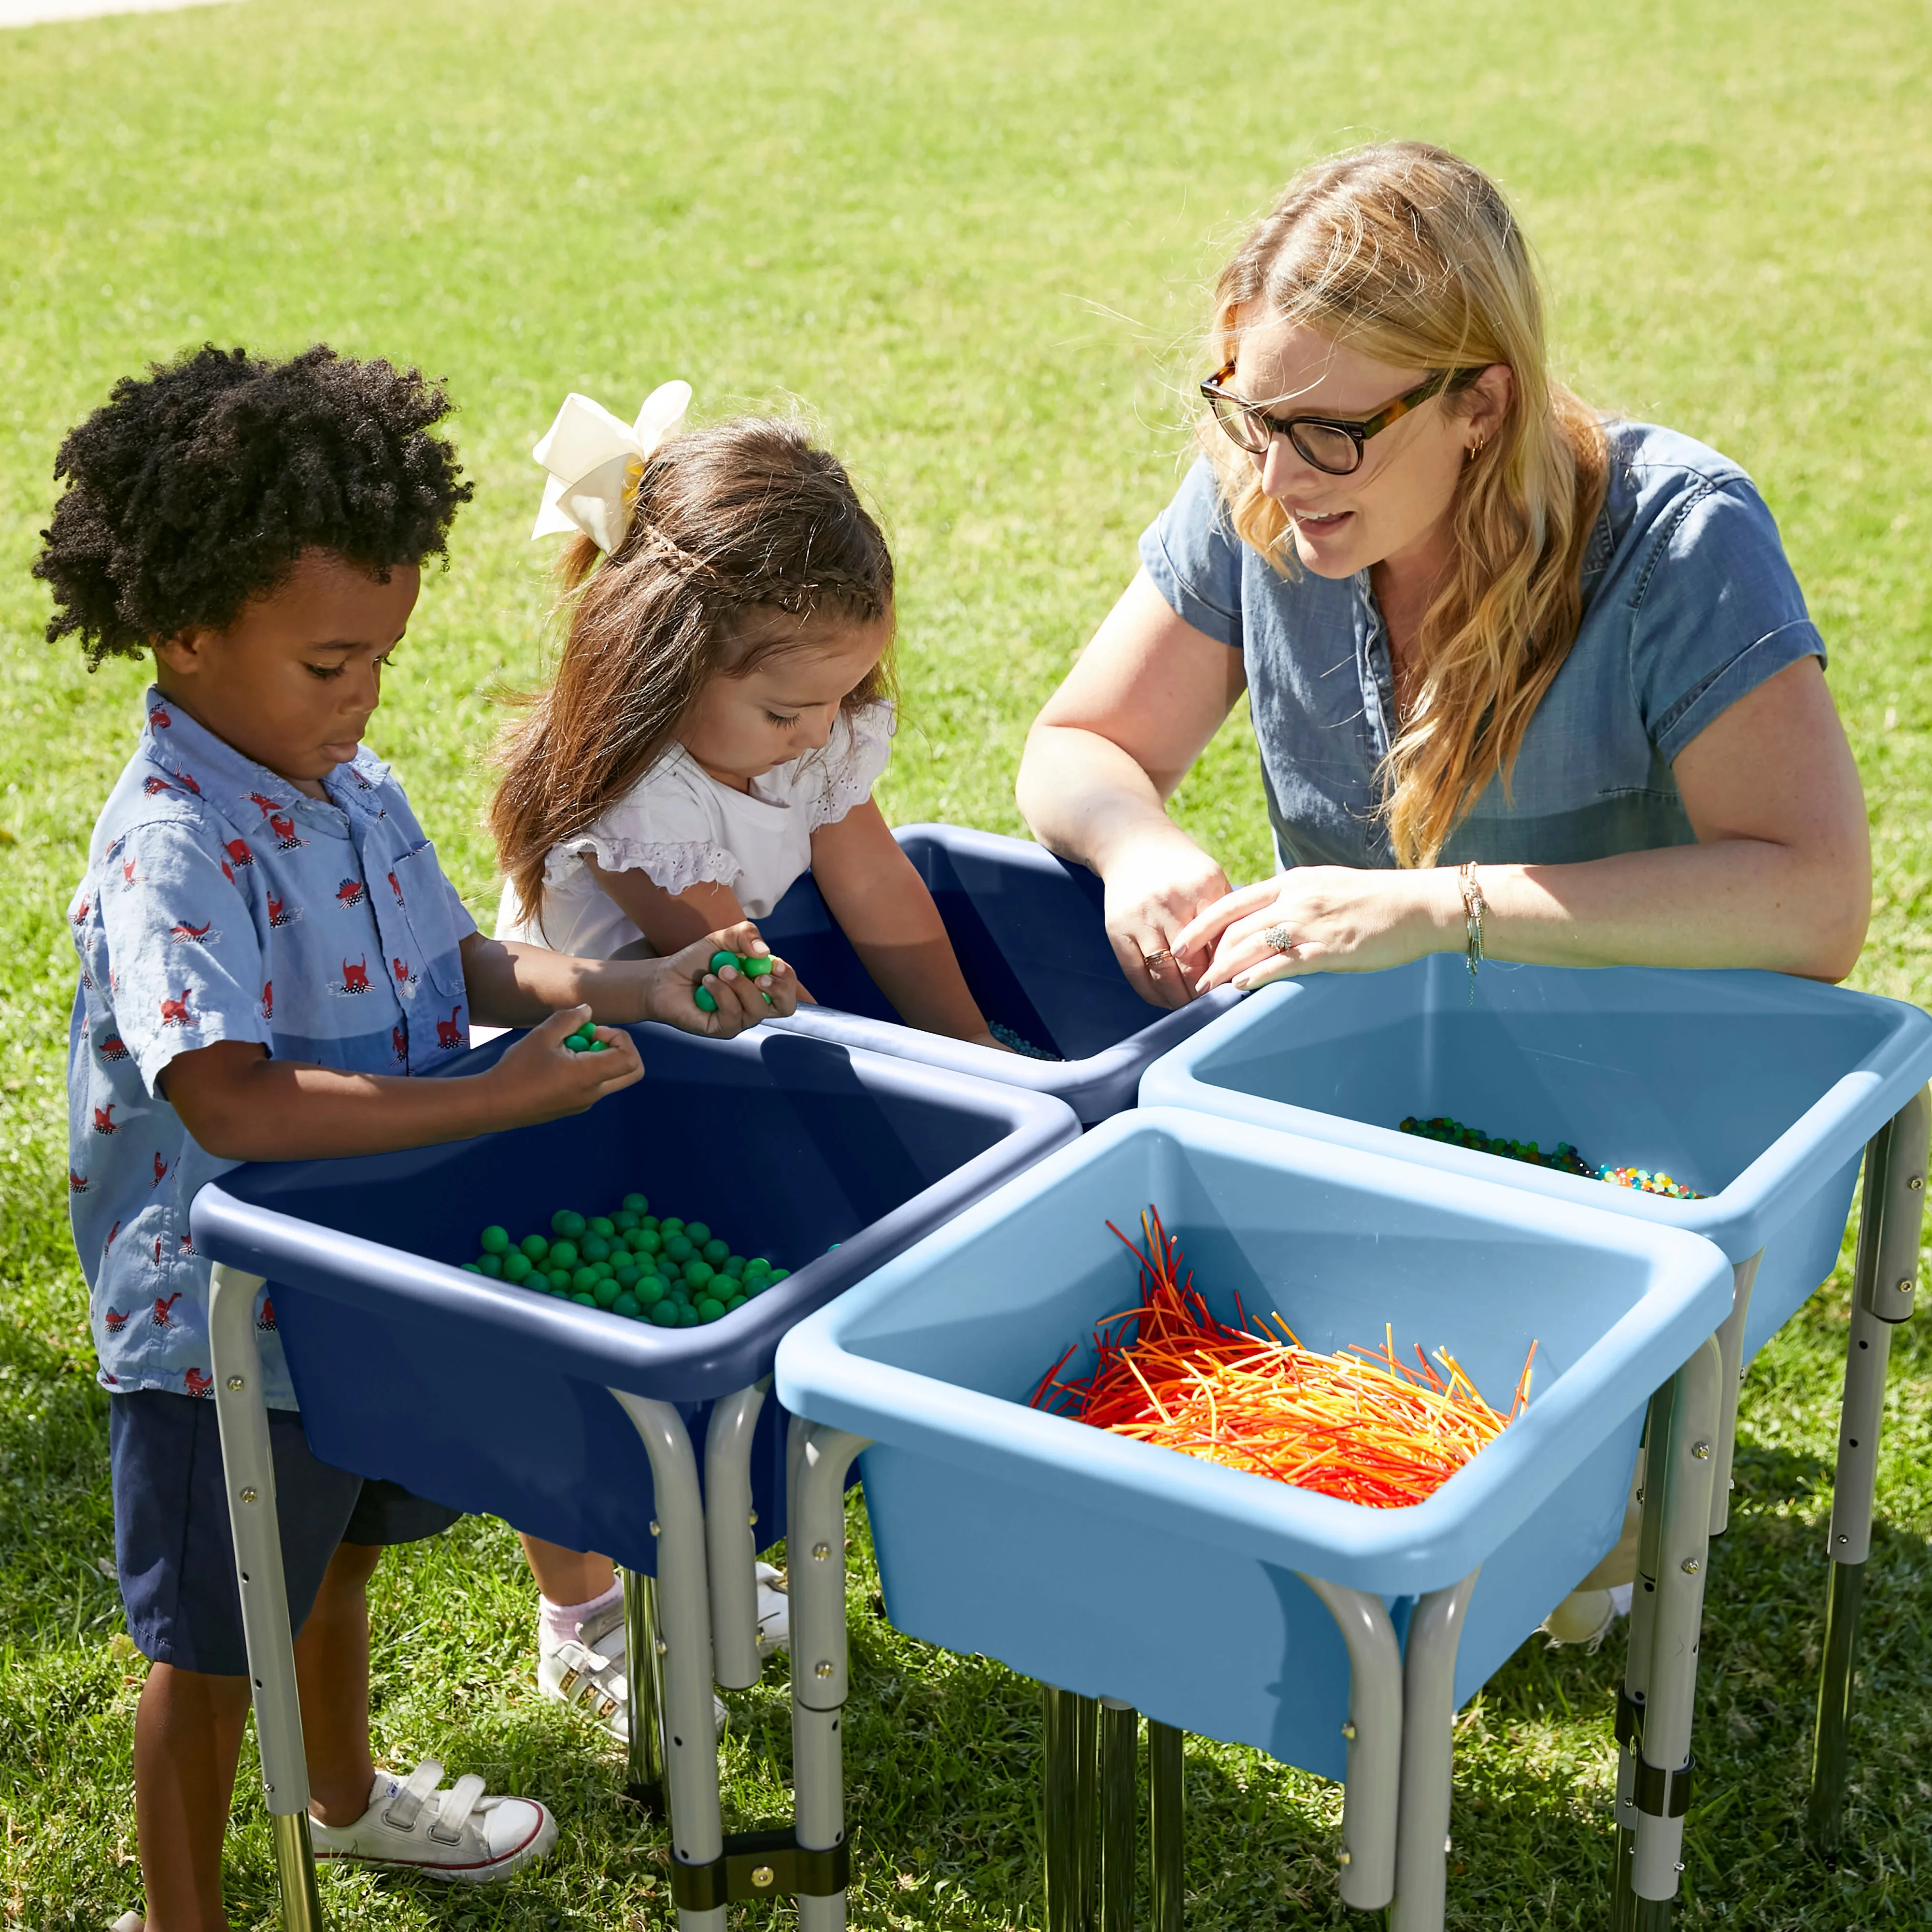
top-left (1186, 657), bottom-right (1871, 988)
top-left (1016, 570), bottom-right (1250, 1007)
top-left (808, 801), bottom-right (1002, 1046)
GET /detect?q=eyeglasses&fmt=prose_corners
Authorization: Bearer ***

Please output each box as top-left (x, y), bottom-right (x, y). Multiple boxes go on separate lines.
top-left (1200, 363), bottom-right (1482, 475)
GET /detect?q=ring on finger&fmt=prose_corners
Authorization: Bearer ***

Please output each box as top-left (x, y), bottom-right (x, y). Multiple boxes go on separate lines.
top-left (1263, 923), bottom-right (1295, 955)
top-left (1141, 947), bottom-right (1173, 967)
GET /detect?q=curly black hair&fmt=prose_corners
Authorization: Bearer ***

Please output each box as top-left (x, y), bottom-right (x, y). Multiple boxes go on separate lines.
top-left (34, 343), bottom-right (475, 667)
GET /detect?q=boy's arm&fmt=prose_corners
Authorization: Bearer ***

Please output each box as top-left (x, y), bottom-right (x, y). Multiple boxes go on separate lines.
top-left (460, 922), bottom-right (799, 1031)
top-left (161, 1008), bottom-right (639, 1161)
top-left (808, 802), bottom-right (1004, 1046)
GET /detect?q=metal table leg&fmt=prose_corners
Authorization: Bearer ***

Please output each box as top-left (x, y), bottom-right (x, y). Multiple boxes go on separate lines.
top-left (1612, 1396), bottom-right (1666, 1932)
top-left (610, 1391), bottom-right (724, 1932)
top-left (1300, 1575), bottom-right (1403, 1912)
top-left (1146, 1719), bottom-right (1184, 1932)
top-left (208, 1262), bottom-right (326, 1932)
top-left (1097, 1699), bottom-right (1136, 1932)
top-left (704, 1383), bottom-right (769, 1690)
top-left (622, 1567), bottom-right (668, 1812)
top-left (1041, 1687), bottom-right (1092, 1932)
top-left (1808, 1086), bottom-right (1929, 1851)
top-left (789, 1421), bottom-right (869, 1932)
top-left (1708, 1253), bottom-right (1760, 1538)
top-left (1387, 1570), bottom-right (1480, 1932)
top-left (1628, 1337), bottom-right (1723, 1926)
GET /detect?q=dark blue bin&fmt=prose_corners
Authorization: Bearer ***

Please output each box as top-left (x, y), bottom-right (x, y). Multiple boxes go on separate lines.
top-left (190, 1024), bottom-right (1079, 1574)
top-left (758, 823), bottom-right (1238, 1124)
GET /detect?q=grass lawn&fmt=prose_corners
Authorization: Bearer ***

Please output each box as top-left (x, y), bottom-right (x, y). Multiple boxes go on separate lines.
top-left (3, 0), bottom-right (1931, 1925)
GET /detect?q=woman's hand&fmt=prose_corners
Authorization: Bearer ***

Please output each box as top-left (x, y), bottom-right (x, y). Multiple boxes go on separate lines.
top-left (1181, 867), bottom-right (1458, 992)
top-left (633, 924), bottom-right (799, 1035)
top-left (1101, 827), bottom-right (1236, 1009)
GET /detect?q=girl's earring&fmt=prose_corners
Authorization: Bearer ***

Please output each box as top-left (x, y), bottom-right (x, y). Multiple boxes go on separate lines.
top-left (1467, 437), bottom-right (1486, 462)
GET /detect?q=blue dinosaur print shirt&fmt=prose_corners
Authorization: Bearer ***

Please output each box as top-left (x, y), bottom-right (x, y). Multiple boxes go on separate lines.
top-left (66, 690), bottom-right (477, 1409)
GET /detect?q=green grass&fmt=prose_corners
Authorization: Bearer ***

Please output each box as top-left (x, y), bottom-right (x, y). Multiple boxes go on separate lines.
top-left (3, 0), bottom-right (1932, 1925)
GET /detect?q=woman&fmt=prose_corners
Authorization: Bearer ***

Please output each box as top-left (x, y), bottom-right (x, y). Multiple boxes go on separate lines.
top-left (1017, 142), bottom-right (1869, 1010)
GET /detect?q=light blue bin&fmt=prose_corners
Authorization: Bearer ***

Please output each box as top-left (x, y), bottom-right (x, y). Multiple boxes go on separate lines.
top-left (775, 1107), bottom-right (1732, 1780)
top-left (1139, 957), bottom-right (1932, 1364)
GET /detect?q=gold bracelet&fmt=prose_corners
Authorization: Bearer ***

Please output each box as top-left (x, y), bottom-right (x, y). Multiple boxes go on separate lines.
top-left (1458, 861), bottom-right (1487, 991)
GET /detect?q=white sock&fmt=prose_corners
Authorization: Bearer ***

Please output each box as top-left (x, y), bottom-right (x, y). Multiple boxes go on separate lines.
top-left (539, 1579), bottom-right (622, 1651)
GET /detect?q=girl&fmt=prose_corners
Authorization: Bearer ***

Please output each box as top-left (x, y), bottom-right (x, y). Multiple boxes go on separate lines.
top-left (488, 394), bottom-right (1007, 1733)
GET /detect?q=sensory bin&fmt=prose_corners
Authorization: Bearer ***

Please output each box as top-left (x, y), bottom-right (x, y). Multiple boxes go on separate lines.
top-left (462, 1191), bottom-right (790, 1326)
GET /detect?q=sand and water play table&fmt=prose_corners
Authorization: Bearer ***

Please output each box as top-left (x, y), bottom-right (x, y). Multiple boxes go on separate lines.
top-left (188, 1021), bottom-right (1078, 1932)
top-left (1140, 955), bottom-right (1932, 1918)
top-left (776, 1105), bottom-right (1740, 1931)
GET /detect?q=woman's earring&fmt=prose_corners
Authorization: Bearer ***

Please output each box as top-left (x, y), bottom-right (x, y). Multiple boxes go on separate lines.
top-left (1467, 437), bottom-right (1486, 462)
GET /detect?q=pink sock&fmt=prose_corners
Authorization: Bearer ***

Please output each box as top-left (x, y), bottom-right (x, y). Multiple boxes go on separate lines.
top-left (539, 1579), bottom-right (622, 1649)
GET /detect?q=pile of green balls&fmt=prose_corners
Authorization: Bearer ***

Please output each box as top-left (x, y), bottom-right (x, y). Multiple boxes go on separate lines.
top-left (460, 1193), bottom-right (790, 1325)
top-left (693, 949), bottom-right (774, 1013)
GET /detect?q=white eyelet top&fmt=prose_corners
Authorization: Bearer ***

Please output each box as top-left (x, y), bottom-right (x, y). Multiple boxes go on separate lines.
top-left (496, 701), bottom-right (895, 959)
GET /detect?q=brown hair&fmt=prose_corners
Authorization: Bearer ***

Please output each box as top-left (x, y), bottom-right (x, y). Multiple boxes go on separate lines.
top-left (1205, 141), bottom-right (1608, 867)
top-left (489, 416), bottom-right (895, 925)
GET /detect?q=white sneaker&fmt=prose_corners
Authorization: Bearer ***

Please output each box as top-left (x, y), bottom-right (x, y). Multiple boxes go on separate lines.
top-left (309, 1762), bottom-right (556, 1882)
top-left (755, 1562), bottom-right (789, 1657)
top-left (538, 1591), bottom-right (729, 1742)
top-left (1542, 1581), bottom-right (1635, 1650)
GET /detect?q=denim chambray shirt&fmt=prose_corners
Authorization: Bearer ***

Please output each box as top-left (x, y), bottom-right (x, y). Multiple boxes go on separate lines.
top-left (1139, 421), bottom-right (1826, 869)
top-left (66, 691), bottom-right (477, 1409)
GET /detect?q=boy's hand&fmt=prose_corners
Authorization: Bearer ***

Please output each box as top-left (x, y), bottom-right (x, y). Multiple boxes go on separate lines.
top-left (485, 1006), bottom-right (643, 1125)
top-left (639, 924), bottom-right (799, 1036)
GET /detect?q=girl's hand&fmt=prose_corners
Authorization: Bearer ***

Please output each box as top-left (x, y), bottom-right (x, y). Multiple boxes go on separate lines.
top-left (1183, 867), bottom-right (1459, 991)
top-left (485, 1006), bottom-right (644, 1124)
top-left (639, 924), bottom-right (800, 1036)
top-left (1099, 827), bottom-right (1234, 1010)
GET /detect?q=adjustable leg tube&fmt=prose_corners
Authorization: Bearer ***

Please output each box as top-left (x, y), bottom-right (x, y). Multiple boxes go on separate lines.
top-left (208, 1263), bottom-right (326, 1932)
top-left (1042, 1688), bottom-right (1084, 1932)
top-left (789, 1423), bottom-right (869, 1932)
top-left (1388, 1570), bottom-right (1479, 1932)
top-left (1299, 1576), bottom-right (1403, 1911)
top-left (1614, 1402), bottom-right (1667, 1932)
top-left (622, 1568), bottom-right (668, 1813)
top-left (1074, 1693), bottom-right (1098, 1932)
top-left (1708, 1253), bottom-right (1760, 1539)
top-left (1808, 1087), bottom-right (1929, 1852)
top-left (611, 1392), bottom-right (723, 1932)
top-left (1097, 1700), bottom-right (1137, 1932)
top-left (1629, 1337), bottom-right (1723, 1922)
top-left (703, 1383), bottom-right (769, 1690)
top-left (1147, 1720), bottom-right (1184, 1932)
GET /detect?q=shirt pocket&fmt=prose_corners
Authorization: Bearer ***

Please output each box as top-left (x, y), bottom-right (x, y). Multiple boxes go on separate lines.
top-left (388, 843), bottom-right (469, 1000)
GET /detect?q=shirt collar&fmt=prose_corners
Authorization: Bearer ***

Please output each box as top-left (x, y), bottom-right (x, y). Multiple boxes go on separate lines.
top-left (138, 686), bottom-right (390, 822)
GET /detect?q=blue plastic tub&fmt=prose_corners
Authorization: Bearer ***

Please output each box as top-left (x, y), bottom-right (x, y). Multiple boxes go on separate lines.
top-left (758, 823), bottom-right (1237, 1123)
top-left (1140, 957), bottom-right (1932, 1364)
top-left (190, 1024), bottom-right (1079, 1575)
top-left (776, 1107), bottom-right (1732, 1777)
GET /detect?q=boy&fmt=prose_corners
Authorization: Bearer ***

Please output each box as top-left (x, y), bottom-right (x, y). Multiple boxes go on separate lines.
top-left (37, 344), bottom-right (794, 1931)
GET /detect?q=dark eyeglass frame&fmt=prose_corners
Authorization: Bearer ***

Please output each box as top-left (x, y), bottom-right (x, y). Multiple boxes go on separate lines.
top-left (1200, 362), bottom-right (1484, 474)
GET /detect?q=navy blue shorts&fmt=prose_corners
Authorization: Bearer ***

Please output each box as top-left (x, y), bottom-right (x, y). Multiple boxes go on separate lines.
top-left (110, 1389), bottom-right (462, 1677)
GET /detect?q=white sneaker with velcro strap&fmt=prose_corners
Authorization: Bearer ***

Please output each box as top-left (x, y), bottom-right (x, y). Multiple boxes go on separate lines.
top-left (308, 1761), bottom-right (557, 1881)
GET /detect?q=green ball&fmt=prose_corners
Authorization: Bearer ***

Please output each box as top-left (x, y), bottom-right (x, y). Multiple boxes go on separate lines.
top-left (743, 952), bottom-right (774, 977)
top-left (701, 1237), bottom-right (729, 1265)
top-left (520, 1234), bottom-right (550, 1261)
top-left (685, 1221), bottom-right (711, 1246)
top-left (632, 1227), bottom-right (662, 1254)
top-left (613, 1209), bottom-right (639, 1232)
top-left (742, 1275), bottom-right (767, 1296)
top-left (479, 1225), bottom-right (510, 1253)
top-left (564, 1035), bottom-right (586, 1052)
top-left (679, 1302), bottom-right (702, 1327)
top-left (635, 1275), bottom-right (666, 1307)
top-left (460, 1262), bottom-right (483, 1274)
top-left (725, 1254), bottom-right (746, 1275)
top-left (572, 1266), bottom-right (600, 1293)
top-left (569, 1020), bottom-right (597, 1041)
top-left (476, 1253), bottom-right (503, 1278)
top-left (612, 1292), bottom-right (641, 1319)
top-left (768, 1268), bottom-right (790, 1283)
top-left (622, 1192), bottom-right (649, 1213)
top-left (572, 1292), bottom-right (598, 1307)
top-left (659, 1216), bottom-right (683, 1234)
top-left (592, 1277), bottom-right (622, 1309)
top-left (745, 1256), bottom-right (771, 1277)
top-left (664, 1233), bottom-right (694, 1263)
top-left (709, 949), bottom-right (739, 976)
top-left (694, 986), bottom-right (718, 1013)
top-left (551, 1209), bottom-right (586, 1238)
top-left (548, 1269), bottom-right (572, 1293)
top-left (725, 1294), bottom-right (746, 1313)
top-left (548, 1239), bottom-right (580, 1270)
top-left (589, 1040), bottom-right (611, 1052)
top-left (587, 1215), bottom-right (615, 1237)
top-left (683, 1260), bottom-right (714, 1291)
top-left (503, 1252), bottom-right (532, 1283)
top-left (581, 1233), bottom-right (611, 1262)
top-left (613, 1264), bottom-right (640, 1289)
top-left (649, 1300), bottom-right (680, 1327)
top-left (696, 1296), bottom-right (725, 1322)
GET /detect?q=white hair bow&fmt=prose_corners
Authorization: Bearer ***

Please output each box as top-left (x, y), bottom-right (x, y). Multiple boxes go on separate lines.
top-left (529, 380), bottom-right (693, 553)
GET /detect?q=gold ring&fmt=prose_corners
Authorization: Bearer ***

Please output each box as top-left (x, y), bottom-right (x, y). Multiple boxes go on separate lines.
top-left (1142, 948), bottom-right (1173, 966)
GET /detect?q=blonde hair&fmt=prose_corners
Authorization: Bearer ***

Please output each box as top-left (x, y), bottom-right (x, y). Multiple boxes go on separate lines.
top-left (489, 417), bottom-right (895, 928)
top-left (1206, 141), bottom-right (1607, 867)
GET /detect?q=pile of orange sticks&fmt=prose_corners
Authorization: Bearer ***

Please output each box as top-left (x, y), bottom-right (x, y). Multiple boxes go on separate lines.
top-left (1028, 1208), bottom-right (1536, 1509)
